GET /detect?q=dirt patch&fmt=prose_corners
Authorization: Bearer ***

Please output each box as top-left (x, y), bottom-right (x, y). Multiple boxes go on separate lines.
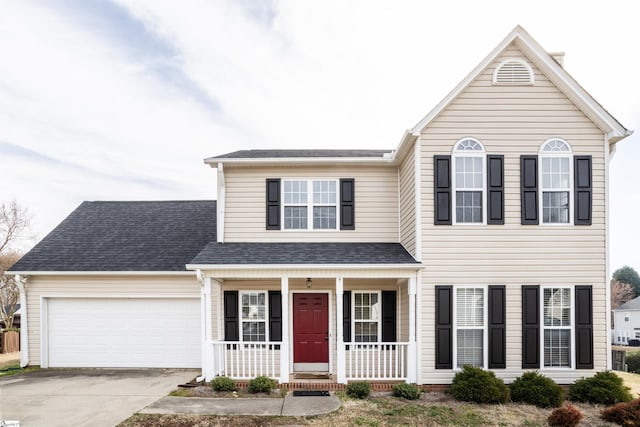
top-left (0, 351), bottom-right (20, 369)
top-left (119, 414), bottom-right (303, 427)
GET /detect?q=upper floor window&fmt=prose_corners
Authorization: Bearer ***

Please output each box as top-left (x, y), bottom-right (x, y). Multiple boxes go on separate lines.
top-left (540, 139), bottom-right (572, 224)
top-left (453, 138), bottom-right (485, 224)
top-left (283, 179), bottom-right (337, 230)
top-left (625, 312), bottom-right (630, 322)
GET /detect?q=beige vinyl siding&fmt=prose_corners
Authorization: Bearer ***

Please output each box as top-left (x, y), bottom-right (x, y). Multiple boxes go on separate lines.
top-left (25, 275), bottom-right (200, 367)
top-left (418, 43), bottom-right (607, 384)
top-left (399, 146), bottom-right (416, 255)
top-left (223, 165), bottom-right (398, 242)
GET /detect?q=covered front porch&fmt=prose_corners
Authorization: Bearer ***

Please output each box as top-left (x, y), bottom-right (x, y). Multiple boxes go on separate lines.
top-left (196, 272), bottom-right (419, 384)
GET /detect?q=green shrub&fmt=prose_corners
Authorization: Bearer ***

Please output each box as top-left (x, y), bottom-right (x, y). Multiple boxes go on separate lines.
top-left (247, 376), bottom-right (276, 393)
top-left (449, 365), bottom-right (509, 404)
top-left (346, 382), bottom-right (371, 399)
top-left (569, 371), bottom-right (633, 405)
top-left (601, 398), bottom-right (640, 425)
top-left (211, 376), bottom-right (236, 392)
top-left (392, 383), bottom-right (421, 400)
top-left (509, 371), bottom-right (564, 408)
top-left (547, 403), bottom-right (583, 427)
top-left (625, 351), bottom-right (640, 373)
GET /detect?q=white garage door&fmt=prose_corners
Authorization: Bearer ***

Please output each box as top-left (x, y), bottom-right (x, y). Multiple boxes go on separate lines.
top-left (47, 298), bottom-right (200, 368)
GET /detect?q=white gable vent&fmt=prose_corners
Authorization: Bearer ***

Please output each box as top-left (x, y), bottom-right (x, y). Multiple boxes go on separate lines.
top-left (492, 59), bottom-right (535, 85)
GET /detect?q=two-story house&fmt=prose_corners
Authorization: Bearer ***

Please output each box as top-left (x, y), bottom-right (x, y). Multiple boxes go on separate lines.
top-left (8, 26), bottom-right (631, 387)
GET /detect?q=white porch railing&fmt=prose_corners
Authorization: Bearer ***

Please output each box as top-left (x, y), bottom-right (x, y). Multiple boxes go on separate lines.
top-left (211, 341), bottom-right (281, 380)
top-left (343, 342), bottom-right (408, 380)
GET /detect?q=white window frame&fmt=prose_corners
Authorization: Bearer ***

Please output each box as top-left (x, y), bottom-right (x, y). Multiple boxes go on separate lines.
top-left (239, 290), bottom-right (269, 343)
top-left (539, 138), bottom-right (573, 226)
top-left (452, 138), bottom-right (486, 225)
top-left (453, 285), bottom-right (488, 369)
top-left (625, 312), bottom-right (630, 322)
top-left (352, 291), bottom-right (382, 343)
top-left (540, 285), bottom-right (575, 370)
top-left (282, 179), bottom-right (340, 231)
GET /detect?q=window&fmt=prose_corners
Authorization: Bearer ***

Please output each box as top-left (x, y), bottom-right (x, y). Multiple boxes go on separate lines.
top-left (540, 139), bottom-right (572, 224)
top-left (625, 313), bottom-right (630, 322)
top-left (241, 291), bottom-right (266, 342)
top-left (283, 179), bottom-right (337, 230)
top-left (453, 138), bottom-right (485, 224)
top-left (455, 287), bottom-right (486, 368)
top-left (353, 292), bottom-right (380, 342)
top-left (542, 287), bottom-right (572, 368)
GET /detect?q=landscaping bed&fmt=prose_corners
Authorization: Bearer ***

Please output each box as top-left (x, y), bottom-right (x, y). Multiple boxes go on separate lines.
top-left (169, 386), bottom-right (284, 398)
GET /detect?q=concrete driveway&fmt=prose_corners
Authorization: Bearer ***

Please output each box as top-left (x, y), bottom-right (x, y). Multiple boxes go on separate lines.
top-left (0, 368), bottom-right (200, 427)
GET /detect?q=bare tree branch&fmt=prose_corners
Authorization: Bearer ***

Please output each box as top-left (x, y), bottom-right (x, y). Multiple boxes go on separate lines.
top-left (0, 200), bottom-right (31, 254)
top-left (611, 279), bottom-right (635, 309)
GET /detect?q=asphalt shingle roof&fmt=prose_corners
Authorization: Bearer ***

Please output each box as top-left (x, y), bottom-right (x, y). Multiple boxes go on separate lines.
top-left (190, 242), bottom-right (418, 265)
top-left (211, 149), bottom-right (393, 159)
top-left (9, 200), bottom-right (216, 272)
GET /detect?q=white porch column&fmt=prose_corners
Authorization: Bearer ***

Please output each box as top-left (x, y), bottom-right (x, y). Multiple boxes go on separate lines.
top-left (336, 276), bottom-right (346, 384)
top-left (279, 277), bottom-right (290, 384)
top-left (202, 275), bottom-right (214, 381)
top-left (407, 274), bottom-right (418, 383)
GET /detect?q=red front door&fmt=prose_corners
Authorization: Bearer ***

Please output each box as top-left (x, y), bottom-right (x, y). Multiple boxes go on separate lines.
top-left (293, 293), bottom-right (329, 363)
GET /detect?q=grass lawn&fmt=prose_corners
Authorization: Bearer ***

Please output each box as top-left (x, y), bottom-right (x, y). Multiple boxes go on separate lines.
top-left (0, 362), bottom-right (39, 378)
top-left (614, 370), bottom-right (640, 397)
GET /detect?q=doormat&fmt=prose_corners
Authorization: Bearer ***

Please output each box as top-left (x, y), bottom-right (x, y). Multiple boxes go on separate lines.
top-left (294, 373), bottom-right (331, 380)
top-left (293, 390), bottom-right (330, 397)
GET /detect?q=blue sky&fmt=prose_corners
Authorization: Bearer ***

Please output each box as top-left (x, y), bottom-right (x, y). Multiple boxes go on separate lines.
top-left (1, 0), bottom-right (639, 273)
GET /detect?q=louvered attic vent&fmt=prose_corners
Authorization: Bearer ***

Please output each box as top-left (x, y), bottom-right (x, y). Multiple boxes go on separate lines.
top-left (492, 59), bottom-right (535, 85)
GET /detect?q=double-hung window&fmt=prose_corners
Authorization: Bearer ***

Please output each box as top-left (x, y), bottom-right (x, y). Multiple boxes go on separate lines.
top-left (283, 179), bottom-right (337, 230)
top-left (241, 291), bottom-right (267, 342)
top-left (454, 287), bottom-right (486, 368)
top-left (542, 287), bottom-right (572, 368)
top-left (540, 139), bottom-right (572, 224)
top-left (353, 292), bottom-right (380, 342)
top-left (453, 138), bottom-right (485, 224)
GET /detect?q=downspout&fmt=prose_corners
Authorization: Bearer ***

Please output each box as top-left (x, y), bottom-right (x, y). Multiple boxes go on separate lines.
top-left (15, 275), bottom-right (29, 368)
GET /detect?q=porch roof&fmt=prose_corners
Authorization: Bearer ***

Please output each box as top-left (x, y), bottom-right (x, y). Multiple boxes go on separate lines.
top-left (189, 242), bottom-right (419, 266)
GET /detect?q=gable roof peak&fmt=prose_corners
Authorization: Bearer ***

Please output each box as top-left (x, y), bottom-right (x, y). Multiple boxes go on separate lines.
top-left (404, 25), bottom-right (630, 146)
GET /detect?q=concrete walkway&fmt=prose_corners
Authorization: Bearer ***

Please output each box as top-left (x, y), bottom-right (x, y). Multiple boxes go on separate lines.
top-left (141, 393), bottom-right (341, 417)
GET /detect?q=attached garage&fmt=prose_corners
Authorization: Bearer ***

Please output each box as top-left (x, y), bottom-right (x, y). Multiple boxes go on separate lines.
top-left (43, 297), bottom-right (201, 368)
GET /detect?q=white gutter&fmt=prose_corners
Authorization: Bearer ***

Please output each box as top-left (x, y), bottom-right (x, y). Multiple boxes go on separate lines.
top-left (15, 275), bottom-right (28, 368)
top-left (186, 263), bottom-right (423, 271)
top-left (205, 156), bottom-right (395, 168)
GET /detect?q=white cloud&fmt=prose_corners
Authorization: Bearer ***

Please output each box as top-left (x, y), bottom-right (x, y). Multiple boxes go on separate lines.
top-left (1, 0), bottom-right (639, 270)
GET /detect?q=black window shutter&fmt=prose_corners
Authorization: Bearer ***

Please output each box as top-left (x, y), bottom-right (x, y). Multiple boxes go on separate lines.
top-left (488, 285), bottom-right (506, 369)
top-left (434, 155), bottom-right (452, 225)
top-left (266, 179), bottom-right (281, 230)
top-left (522, 285), bottom-right (540, 368)
top-left (575, 285), bottom-right (594, 369)
top-left (268, 291), bottom-right (282, 342)
top-left (340, 178), bottom-right (355, 230)
top-left (224, 291), bottom-right (239, 341)
top-left (343, 291), bottom-right (351, 342)
top-left (521, 155), bottom-right (539, 225)
top-left (574, 156), bottom-right (592, 226)
top-left (435, 286), bottom-right (453, 369)
top-left (487, 155), bottom-right (505, 225)
top-left (381, 291), bottom-right (397, 342)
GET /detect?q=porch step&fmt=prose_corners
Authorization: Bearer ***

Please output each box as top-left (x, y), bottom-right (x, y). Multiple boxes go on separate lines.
top-left (293, 372), bottom-right (331, 380)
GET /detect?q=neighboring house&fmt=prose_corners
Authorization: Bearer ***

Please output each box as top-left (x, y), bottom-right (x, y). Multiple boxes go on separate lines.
top-left (7, 26), bottom-right (632, 386)
top-left (612, 297), bottom-right (640, 345)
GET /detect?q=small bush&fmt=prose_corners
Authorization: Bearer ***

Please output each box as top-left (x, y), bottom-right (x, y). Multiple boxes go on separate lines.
top-left (449, 365), bottom-right (509, 404)
top-left (601, 398), bottom-right (640, 425)
top-left (211, 376), bottom-right (236, 392)
top-left (625, 351), bottom-right (640, 373)
top-left (346, 382), bottom-right (371, 399)
top-left (548, 403), bottom-right (583, 427)
top-left (392, 383), bottom-right (421, 400)
top-left (247, 376), bottom-right (276, 393)
top-left (509, 371), bottom-right (564, 408)
top-left (569, 371), bottom-right (633, 405)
